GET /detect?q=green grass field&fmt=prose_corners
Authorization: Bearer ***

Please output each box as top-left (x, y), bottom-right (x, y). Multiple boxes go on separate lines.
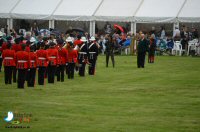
top-left (0, 55), bottom-right (200, 132)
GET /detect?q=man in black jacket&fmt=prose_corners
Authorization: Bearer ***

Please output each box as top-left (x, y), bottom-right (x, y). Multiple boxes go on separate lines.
top-left (137, 34), bottom-right (148, 68)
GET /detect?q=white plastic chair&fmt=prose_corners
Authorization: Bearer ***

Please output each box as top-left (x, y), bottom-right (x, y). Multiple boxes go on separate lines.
top-left (172, 41), bottom-right (184, 56)
top-left (187, 39), bottom-right (199, 56)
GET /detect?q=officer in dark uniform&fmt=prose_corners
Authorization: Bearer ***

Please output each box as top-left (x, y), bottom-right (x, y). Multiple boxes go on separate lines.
top-left (137, 34), bottom-right (149, 68)
top-left (78, 37), bottom-right (88, 76)
top-left (88, 36), bottom-right (99, 75)
top-left (105, 34), bottom-right (115, 68)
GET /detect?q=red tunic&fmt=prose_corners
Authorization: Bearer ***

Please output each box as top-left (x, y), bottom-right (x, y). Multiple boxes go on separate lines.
top-left (25, 46), bottom-right (30, 52)
top-left (16, 51), bottom-right (29, 69)
top-left (1, 42), bottom-right (8, 51)
top-left (12, 44), bottom-right (22, 52)
top-left (29, 52), bottom-right (37, 68)
top-left (58, 46), bottom-right (68, 65)
top-left (36, 49), bottom-right (48, 67)
top-left (47, 48), bottom-right (58, 66)
top-left (74, 39), bottom-right (82, 46)
top-left (67, 49), bottom-right (78, 63)
top-left (2, 49), bottom-right (16, 66)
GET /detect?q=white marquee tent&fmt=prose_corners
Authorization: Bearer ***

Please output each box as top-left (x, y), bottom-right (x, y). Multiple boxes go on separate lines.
top-left (0, 0), bottom-right (200, 35)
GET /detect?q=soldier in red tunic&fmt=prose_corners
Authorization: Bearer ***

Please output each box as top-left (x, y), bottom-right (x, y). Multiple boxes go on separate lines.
top-left (47, 42), bottom-right (58, 83)
top-left (2, 42), bottom-right (16, 84)
top-left (15, 44), bottom-right (29, 88)
top-left (12, 38), bottom-right (22, 82)
top-left (67, 42), bottom-right (78, 79)
top-left (27, 46), bottom-right (37, 87)
top-left (36, 42), bottom-right (49, 85)
top-left (56, 39), bottom-right (68, 82)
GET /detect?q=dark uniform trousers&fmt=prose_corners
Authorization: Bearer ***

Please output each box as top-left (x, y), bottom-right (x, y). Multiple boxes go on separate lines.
top-left (57, 64), bottom-right (65, 82)
top-left (48, 65), bottom-right (56, 83)
top-left (0, 57), bottom-right (2, 72)
top-left (68, 63), bottom-right (75, 79)
top-left (13, 67), bottom-right (17, 82)
top-left (78, 54), bottom-right (86, 76)
top-left (17, 69), bottom-right (27, 88)
top-left (137, 52), bottom-right (146, 68)
top-left (4, 66), bottom-right (13, 84)
top-left (106, 51), bottom-right (115, 67)
top-left (65, 65), bottom-right (69, 75)
top-left (27, 68), bottom-right (36, 87)
top-left (79, 61), bottom-right (86, 76)
top-left (38, 66), bottom-right (46, 85)
top-left (88, 57), bottom-right (97, 75)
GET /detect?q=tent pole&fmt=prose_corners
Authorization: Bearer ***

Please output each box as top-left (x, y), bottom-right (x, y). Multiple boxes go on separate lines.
top-left (7, 19), bottom-right (10, 30)
top-left (52, 20), bottom-right (55, 29)
top-left (131, 22), bottom-right (136, 35)
top-left (49, 20), bottom-right (52, 29)
top-left (89, 21), bottom-right (93, 37)
top-left (7, 18), bottom-right (13, 30)
top-left (93, 21), bottom-right (95, 36)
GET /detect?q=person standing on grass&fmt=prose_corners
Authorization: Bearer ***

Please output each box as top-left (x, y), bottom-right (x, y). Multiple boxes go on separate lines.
top-left (12, 38), bottom-right (22, 83)
top-left (77, 37), bottom-right (88, 77)
top-left (88, 36), bottom-right (99, 75)
top-left (27, 46), bottom-right (37, 87)
top-left (15, 44), bottom-right (29, 88)
top-left (36, 42), bottom-right (49, 85)
top-left (56, 39), bottom-right (68, 82)
top-left (67, 42), bottom-right (78, 79)
top-left (105, 34), bottom-right (115, 68)
top-left (148, 34), bottom-right (156, 63)
top-left (47, 42), bottom-right (59, 83)
top-left (137, 34), bottom-right (148, 68)
top-left (2, 42), bottom-right (16, 84)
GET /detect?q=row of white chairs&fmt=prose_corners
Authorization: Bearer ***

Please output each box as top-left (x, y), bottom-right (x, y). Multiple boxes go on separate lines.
top-left (172, 39), bottom-right (200, 56)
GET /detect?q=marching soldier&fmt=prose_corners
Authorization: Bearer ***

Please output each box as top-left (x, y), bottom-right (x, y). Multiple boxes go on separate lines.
top-left (47, 42), bottom-right (58, 83)
top-left (56, 39), bottom-right (68, 82)
top-left (15, 44), bottom-right (29, 88)
top-left (67, 42), bottom-right (78, 79)
top-left (88, 36), bottom-right (99, 75)
top-left (2, 42), bottom-right (16, 84)
top-left (36, 42), bottom-right (48, 85)
top-left (77, 37), bottom-right (88, 76)
top-left (27, 46), bottom-right (37, 87)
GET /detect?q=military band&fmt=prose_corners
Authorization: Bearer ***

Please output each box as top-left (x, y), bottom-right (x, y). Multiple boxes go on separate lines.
top-left (1, 35), bottom-right (99, 88)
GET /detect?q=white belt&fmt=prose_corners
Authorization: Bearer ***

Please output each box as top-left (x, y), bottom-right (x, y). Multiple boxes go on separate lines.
top-left (18, 60), bottom-right (27, 63)
top-left (5, 57), bottom-right (14, 60)
top-left (30, 60), bottom-right (35, 62)
top-left (89, 52), bottom-right (96, 54)
top-left (79, 52), bottom-right (87, 54)
top-left (49, 56), bottom-right (56, 59)
top-left (38, 57), bottom-right (46, 60)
